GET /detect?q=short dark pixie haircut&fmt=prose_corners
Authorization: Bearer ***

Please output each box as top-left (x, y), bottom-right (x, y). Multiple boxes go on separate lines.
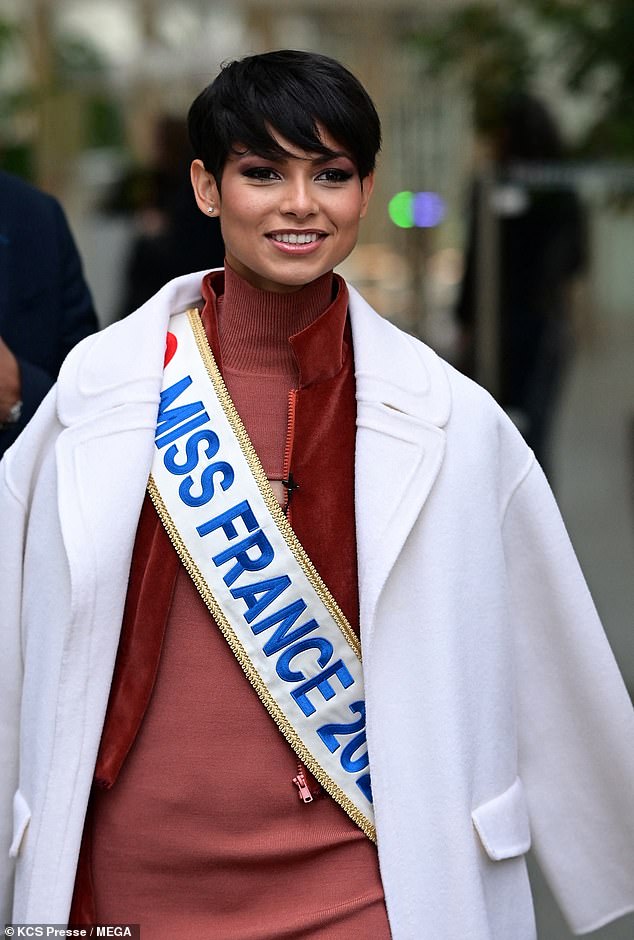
top-left (187, 49), bottom-right (381, 184)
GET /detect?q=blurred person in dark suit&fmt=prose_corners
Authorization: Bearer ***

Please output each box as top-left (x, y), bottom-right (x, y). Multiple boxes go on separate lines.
top-left (0, 170), bottom-right (98, 456)
top-left (456, 92), bottom-right (588, 479)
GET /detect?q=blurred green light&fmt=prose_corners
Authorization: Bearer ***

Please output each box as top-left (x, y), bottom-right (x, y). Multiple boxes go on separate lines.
top-left (388, 190), bottom-right (414, 228)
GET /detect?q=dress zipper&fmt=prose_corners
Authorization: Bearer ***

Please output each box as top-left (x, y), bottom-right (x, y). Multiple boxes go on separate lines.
top-left (292, 762), bottom-right (320, 803)
top-left (281, 389), bottom-right (314, 805)
top-left (281, 388), bottom-right (298, 518)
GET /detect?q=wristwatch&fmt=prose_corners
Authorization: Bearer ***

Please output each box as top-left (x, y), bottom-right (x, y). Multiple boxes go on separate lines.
top-left (0, 399), bottom-right (22, 430)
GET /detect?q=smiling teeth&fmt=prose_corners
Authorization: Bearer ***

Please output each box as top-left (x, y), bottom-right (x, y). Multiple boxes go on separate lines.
top-left (272, 232), bottom-right (319, 244)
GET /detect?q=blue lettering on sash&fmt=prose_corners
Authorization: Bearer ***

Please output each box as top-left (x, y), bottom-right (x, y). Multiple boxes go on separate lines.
top-left (317, 701), bottom-right (365, 752)
top-left (291, 660), bottom-right (355, 717)
top-left (275, 637), bottom-right (334, 682)
top-left (158, 406), bottom-right (235, 505)
top-left (212, 529), bottom-right (275, 586)
top-left (164, 429), bottom-right (219, 474)
top-left (231, 575), bottom-right (291, 623)
top-left (159, 410), bottom-right (209, 449)
top-left (341, 732), bottom-right (369, 772)
top-left (250, 600), bottom-right (321, 656)
top-left (156, 376), bottom-right (209, 449)
top-left (356, 773), bottom-right (373, 804)
top-left (197, 500), bottom-right (257, 540)
top-left (179, 462), bottom-right (234, 507)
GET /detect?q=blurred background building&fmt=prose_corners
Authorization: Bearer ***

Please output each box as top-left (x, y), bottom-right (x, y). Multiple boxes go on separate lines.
top-left (1, 1), bottom-right (633, 935)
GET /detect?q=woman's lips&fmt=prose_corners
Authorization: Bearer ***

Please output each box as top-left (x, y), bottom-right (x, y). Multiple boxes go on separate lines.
top-left (266, 232), bottom-right (327, 254)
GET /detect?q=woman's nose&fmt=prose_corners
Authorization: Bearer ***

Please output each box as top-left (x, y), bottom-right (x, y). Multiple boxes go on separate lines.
top-left (279, 180), bottom-right (318, 217)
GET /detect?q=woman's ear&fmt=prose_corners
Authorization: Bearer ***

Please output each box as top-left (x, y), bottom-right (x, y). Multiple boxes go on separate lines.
top-left (190, 159), bottom-right (220, 217)
top-left (359, 171), bottom-right (375, 219)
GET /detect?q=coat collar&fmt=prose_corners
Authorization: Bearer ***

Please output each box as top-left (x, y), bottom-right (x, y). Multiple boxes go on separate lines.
top-left (347, 284), bottom-right (451, 427)
top-left (55, 270), bottom-right (214, 427)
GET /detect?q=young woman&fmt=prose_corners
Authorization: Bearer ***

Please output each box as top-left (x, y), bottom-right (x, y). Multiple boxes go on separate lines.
top-left (1, 50), bottom-right (633, 939)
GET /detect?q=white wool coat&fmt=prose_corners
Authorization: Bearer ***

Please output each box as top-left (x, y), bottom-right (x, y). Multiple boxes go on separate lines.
top-left (1, 272), bottom-right (633, 938)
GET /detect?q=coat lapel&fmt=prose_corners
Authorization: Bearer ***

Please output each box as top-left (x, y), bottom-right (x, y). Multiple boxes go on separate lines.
top-left (348, 287), bottom-right (452, 649)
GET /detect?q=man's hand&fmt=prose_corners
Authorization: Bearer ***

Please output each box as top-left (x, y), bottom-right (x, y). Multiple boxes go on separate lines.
top-left (0, 336), bottom-right (21, 422)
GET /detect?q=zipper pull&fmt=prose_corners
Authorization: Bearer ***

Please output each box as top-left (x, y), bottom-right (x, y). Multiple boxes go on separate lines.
top-left (292, 764), bottom-right (315, 803)
top-left (281, 471), bottom-right (300, 510)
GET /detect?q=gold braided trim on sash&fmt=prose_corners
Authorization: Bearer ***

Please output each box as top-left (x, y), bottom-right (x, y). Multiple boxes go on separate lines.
top-left (148, 307), bottom-right (375, 842)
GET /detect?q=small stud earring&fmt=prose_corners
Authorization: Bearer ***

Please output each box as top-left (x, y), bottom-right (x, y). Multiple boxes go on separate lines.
top-left (207, 205), bottom-right (215, 214)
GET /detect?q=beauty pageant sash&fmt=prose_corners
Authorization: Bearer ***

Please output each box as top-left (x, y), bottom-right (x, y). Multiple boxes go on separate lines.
top-left (148, 308), bottom-right (375, 841)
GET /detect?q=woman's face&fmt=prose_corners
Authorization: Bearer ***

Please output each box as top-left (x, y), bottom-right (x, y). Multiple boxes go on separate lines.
top-left (191, 127), bottom-right (374, 293)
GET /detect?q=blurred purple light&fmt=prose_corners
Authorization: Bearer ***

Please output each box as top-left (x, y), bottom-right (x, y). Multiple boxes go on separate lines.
top-left (412, 191), bottom-right (445, 228)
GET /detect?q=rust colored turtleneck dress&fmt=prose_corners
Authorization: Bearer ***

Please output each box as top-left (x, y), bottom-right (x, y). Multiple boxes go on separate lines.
top-left (70, 265), bottom-right (391, 938)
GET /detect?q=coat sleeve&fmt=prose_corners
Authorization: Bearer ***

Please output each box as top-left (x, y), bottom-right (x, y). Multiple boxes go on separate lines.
top-left (502, 458), bottom-right (634, 934)
top-left (0, 455), bottom-right (26, 924)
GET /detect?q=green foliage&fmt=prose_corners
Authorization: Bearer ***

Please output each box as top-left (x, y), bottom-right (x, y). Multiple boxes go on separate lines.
top-left (55, 33), bottom-right (107, 84)
top-left (412, 4), bottom-right (533, 91)
top-left (0, 15), bottom-right (21, 81)
top-left (532, 0), bottom-right (634, 156)
top-left (0, 12), bottom-right (124, 166)
top-left (408, 0), bottom-right (634, 157)
top-left (84, 95), bottom-right (125, 150)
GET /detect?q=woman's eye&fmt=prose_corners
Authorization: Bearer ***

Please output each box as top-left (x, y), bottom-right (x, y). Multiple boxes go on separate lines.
top-left (316, 169), bottom-right (354, 183)
top-left (243, 167), bottom-right (280, 181)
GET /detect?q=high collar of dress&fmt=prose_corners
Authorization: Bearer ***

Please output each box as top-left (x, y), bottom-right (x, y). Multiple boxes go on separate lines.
top-left (201, 263), bottom-right (350, 387)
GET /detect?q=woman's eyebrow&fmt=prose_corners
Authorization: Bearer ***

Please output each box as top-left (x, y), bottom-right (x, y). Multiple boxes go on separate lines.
top-left (311, 150), bottom-right (352, 164)
top-left (231, 147), bottom-right (353, 166)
